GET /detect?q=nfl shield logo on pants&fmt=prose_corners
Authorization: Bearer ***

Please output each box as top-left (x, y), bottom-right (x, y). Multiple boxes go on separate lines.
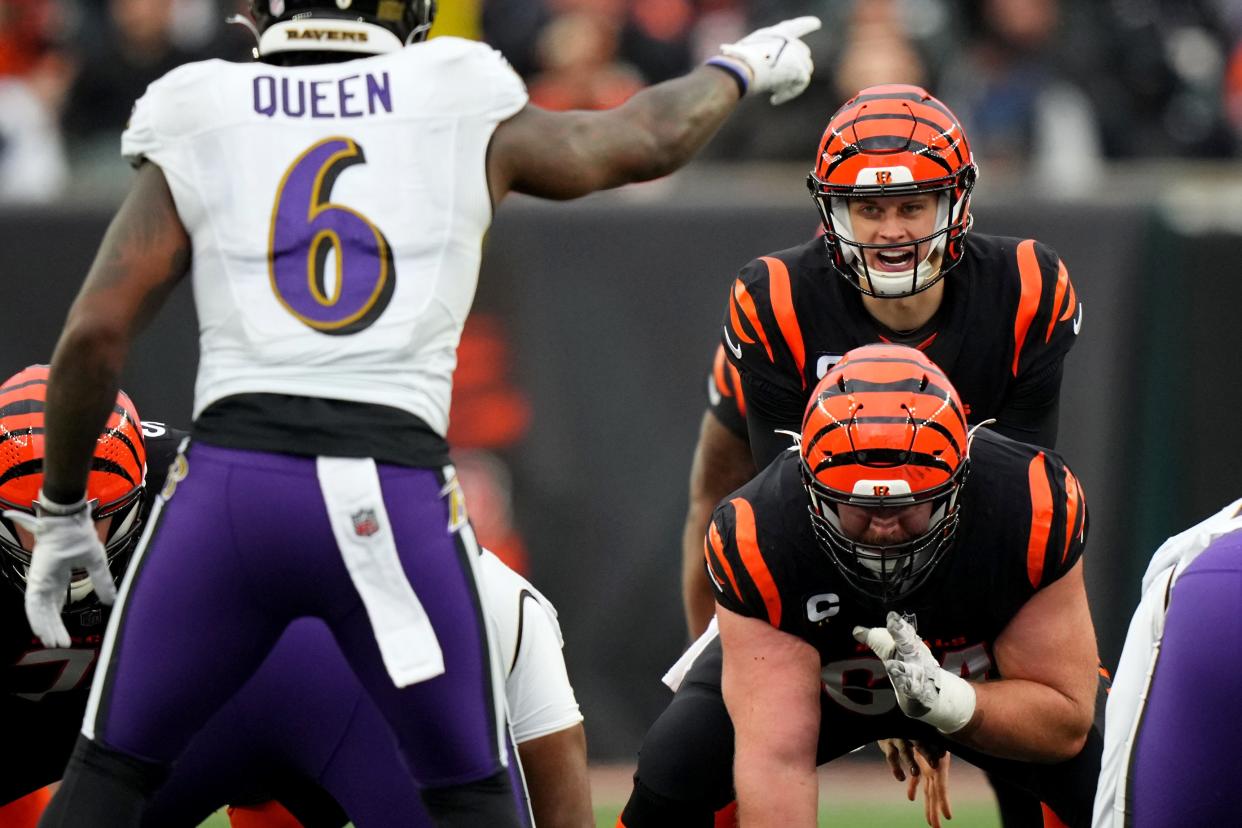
top-left (351, 508), bottom-right (381, 537)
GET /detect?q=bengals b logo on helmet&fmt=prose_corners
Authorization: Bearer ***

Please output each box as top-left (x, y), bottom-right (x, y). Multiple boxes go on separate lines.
top-left (0, 365), bottom-right (148, 604)
top-left (798, 344), bottom-right (971, 604)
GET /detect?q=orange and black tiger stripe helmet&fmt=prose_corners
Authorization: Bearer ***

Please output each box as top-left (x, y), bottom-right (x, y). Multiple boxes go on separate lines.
top-left (799, 343), bottom-right (971, 604)
top-left (0, 365), bottom-right (148, 603)
top-left (807, 84), bottom-right (977, 298)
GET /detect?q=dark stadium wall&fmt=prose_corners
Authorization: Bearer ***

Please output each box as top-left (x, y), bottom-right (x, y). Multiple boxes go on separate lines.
top-left (1, 197), bottom-right (1224, 761)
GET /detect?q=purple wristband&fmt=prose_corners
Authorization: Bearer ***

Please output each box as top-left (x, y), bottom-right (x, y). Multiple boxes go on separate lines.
top-left (706, 56), bottom-right (749, 98)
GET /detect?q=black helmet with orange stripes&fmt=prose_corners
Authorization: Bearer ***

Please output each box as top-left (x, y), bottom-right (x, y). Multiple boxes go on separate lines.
top-left (808, 84), bottom-right (977, 299)
top-left (799, 344), bottom-right (971, 604)
top-left (0, 366), bottom-right (148, 606)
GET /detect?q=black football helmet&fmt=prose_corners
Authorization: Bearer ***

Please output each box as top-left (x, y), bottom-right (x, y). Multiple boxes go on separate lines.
top-left (248, 0), bottom-right (436, 57)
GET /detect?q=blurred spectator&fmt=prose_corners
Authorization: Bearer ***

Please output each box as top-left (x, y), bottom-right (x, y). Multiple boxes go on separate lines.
top-left (447, 314), bottom-right (534, 575)
top-left (0, 0), bottom-right (74, 203)
top-left (61, 0), bottom-right (201, 155)
top-left (527, 8), bottom-right (643, 111)
top-left (833, 0), bottom-right (927, 100)
top-left (936, 0), bottom-right (1105, 194)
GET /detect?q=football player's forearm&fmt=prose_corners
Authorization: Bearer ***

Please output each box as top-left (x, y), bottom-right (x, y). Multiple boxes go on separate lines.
top-left (42, 327), bottom-right (123, 504)
top-left (949, 679), bottom-right (1092, 763)
top-left (600, 66), bottom-right (740, 184)
top-left (734, 752), bottom-right (818, 827)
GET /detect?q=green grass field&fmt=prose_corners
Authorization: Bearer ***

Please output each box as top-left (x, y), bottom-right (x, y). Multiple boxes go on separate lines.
top-left (193, 759), bottom-right (1004, 827)
top-left (198, 802), bottom-right (1000, 827)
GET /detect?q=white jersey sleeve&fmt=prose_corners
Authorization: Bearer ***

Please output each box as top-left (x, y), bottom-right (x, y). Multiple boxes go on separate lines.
top-left (479, 551), bottom-right (583, 744)
top-left (1092, 497), bottom-right (1242, 828)
top-left (119, 41), bottom-right (528, 435)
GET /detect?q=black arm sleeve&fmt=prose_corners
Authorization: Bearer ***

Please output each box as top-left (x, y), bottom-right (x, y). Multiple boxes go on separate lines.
top-left (740, 372), bottom-right (804, 470)
top-left (990, 358), bottom-right (1064, 451)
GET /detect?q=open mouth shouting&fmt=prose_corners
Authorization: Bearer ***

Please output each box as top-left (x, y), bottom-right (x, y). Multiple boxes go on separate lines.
top-left (873, 246), bottom-right (919, 272)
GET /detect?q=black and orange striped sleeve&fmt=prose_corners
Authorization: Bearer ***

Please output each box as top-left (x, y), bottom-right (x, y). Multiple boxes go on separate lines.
top-left (991, 240), bottom-right (1080, 449)
top-left (721, 257), bottom-right (807, 394)
top-left (1021, 449), bottom-right (1088, 590)
top-left (720, 256), bottom-right (811, 465)
top-left (1010, 239), bottom-right (1080, 379)
top-left (705, 497), bottom-right (785, 628)
top-left (704, 343), bottom-right (748, 438)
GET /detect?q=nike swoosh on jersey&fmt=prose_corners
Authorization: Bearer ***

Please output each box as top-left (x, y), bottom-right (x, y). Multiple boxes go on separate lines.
top-left (723, 326), bottom-right (743, 359)
top-left (1072, 303), bottom-right (1083, 335)
top-left (707, 375), bottom-right (722, 406)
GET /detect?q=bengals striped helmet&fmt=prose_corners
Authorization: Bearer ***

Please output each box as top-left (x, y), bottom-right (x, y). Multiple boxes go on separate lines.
top-left (807, 84), bottom-right (977, 298)
top-left (800, 344), bottom-right (970, 604)
top-left (0, 366), bottom-right (148, 605)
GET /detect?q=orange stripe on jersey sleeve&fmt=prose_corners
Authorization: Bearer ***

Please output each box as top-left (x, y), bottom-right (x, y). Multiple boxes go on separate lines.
top-left (1061, 468), bottom-right (1082, 564)
top-left (1060, 282), bottom-right (1078, 322)
top-left (712, 345), bottom-right (733, 398)
top-left (706, 520), bottom-right (743, 604)
top-left (1045, 259), bottom-right (1070, 343)
top-left (760, 256), bottom-right (806, 388)
top-left (1026, 453), bottom-right (1054, 588)
top-left (1012, 239), bottom-right (1043, 376)
top-left (729, 285), bottom-right (755, 345)
top-left (730, 497), bottom-right (782, 626)
top-left (732, 365), bottom-right (747, 416)
top-left (732, 281), bottom-right (775, 363)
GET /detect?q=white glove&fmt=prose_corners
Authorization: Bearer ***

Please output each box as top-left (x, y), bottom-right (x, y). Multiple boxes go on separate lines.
top-left (5, 494), bottom-right (115, 648)
top-left (708, 16), bottom-right (821, 105)
top-left (853, 611), bottom-right (976, 735)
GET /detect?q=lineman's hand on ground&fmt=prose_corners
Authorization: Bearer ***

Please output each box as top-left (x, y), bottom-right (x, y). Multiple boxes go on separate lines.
top-left (877, 740), bottom-right (953, 826)
top-left (710, 16), bottom-right (821, 105)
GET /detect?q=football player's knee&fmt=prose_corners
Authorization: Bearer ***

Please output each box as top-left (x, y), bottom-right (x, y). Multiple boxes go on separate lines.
top-left (620, 778), bottom-right (727, 828)
top-left (419, 769), bottom-right (525, 828)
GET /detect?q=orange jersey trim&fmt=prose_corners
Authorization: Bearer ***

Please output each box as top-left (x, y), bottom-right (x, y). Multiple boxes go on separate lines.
top-left (760, 257), bottom-right (806, 387)
top-left (730, 497), bottom-right (782, 626)
top-left (1061, 468), bottom-right (1082, 564)
top-left (1026, 453), bottom-right (1054, 588)
top-left (731, 281), bottom-right (774, 363)
top-left (706, 520), bottom-right (743, 604)
top-left (1012, 239), bottom-right (1043, 376)
top-left (1045, 259), bottom-right (1070, 343)
top-left (1060, 281), bottom-right (1078, 323)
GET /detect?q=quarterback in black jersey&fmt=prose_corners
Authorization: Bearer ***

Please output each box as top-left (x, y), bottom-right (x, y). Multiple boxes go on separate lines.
top-left (625, 345), bottom-right (1102, 827)
top-left (0, 366), bottom-right (183, 818)
top-left (683, 84), bottom-right (1082, 634)
top-left (679, 85), bottom-right (1083, 826)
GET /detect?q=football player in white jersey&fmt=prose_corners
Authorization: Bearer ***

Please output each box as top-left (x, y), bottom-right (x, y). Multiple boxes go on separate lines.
top-left (15, 1), bottom-right (822, 825)
top-left (1092, 499), bottom-right (1242, 828)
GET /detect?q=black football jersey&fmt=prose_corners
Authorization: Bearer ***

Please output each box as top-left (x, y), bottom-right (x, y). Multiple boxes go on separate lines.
top-left (1, 421), bottom-right (186, 700)
top-left (718, 233), bottom-right (1081, 467)
top-left (705, 428), bottom-right (1086, 712)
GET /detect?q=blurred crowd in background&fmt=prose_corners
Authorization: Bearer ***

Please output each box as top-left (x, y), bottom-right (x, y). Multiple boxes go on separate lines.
top-left (1, 0), bottom-right (1241, 204)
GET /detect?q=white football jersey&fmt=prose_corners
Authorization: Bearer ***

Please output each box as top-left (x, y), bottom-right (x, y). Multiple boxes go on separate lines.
top-left (480, 550), bottom-right (583, 744)
top-left (1092, 498), bottom-right (1242, 828)
top-left (121, 40), bottom-right (528, 436)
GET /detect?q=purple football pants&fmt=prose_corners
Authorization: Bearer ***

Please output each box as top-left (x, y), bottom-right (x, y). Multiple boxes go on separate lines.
top-left (1131, 530), bottom-right (1242, 826)
top-left (86, 443), bottom-right (512, 795)
top-left (145, 618), bottom-right (530, 827)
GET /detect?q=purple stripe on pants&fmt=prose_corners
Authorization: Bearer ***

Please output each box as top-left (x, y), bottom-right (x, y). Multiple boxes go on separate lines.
top-left (1131, 529), bottom-right (1242, 827)
top-left (92, 443), bottom-right (507, 790)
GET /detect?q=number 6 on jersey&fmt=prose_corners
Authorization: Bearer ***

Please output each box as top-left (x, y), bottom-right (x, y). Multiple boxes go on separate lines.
top-left (269, 137), bottom-right (395, 335)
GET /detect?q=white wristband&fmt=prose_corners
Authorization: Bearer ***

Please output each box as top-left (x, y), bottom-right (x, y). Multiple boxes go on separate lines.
top-left (35, 491), bottom-right (90, 517)
top-left (923, 668), bottom-right (977, 734)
